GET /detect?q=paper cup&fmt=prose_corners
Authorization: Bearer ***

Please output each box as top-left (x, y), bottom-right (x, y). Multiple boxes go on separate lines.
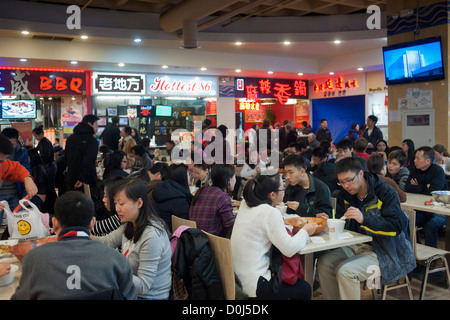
top-left (276, 204), bottom-right (287, 215)
top-left (327, 219), bottom-right (345, 240)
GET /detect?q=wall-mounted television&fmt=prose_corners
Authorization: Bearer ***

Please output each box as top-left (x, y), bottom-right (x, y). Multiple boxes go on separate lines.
top-left (155, 105), bottom-right (172, 117)
top-left (382, 37), bottom-right (445, 85)
top-left (1, 99), bottom-right (37, 119)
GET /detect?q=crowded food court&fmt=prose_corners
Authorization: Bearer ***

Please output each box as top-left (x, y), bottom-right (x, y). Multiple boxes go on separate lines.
top-left (1, 0), bottom-right (450, 307)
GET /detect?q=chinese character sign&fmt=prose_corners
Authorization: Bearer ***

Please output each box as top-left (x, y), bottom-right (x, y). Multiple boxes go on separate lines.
top-left (235, 77), bottom-right (308, 104)
top-left (93, 73), bottom-right (145, 95)
top-left (309, 73), bottom-right (365, 99)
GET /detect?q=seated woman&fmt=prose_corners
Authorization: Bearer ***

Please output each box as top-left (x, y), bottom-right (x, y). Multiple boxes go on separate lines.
top-left (189, 164), bottom-right (236, 237)
top-left (191, 161), bottom-right (211, 188)
top-left (240, 149), bottom-right (266, 180)
top-left (151, 163), bottom-right (193, 232)
top-left (103, 150), bottom-right (129, 180)
top-left (94, 178), bottom-right (172, 300)
top-left (230, 171), bottom-right (317, 300)
top-left (367, 153), bottom-right (406, 202)
top-left (92, 176), bottom-right (123, 236)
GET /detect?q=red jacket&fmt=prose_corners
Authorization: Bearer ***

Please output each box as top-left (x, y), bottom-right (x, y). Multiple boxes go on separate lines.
top-left (0, 159), bottom-right (32, 187)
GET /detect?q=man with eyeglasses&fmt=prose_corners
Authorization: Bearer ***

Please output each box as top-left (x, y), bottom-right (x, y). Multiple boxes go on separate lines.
top-left (316, 157), bottom-right (415, 300)
top-left (282, 154), bottom-right (332, 218)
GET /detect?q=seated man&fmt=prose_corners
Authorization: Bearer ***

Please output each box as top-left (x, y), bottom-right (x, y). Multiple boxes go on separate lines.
top-left (11, 191), bottom-right (137, 300)
top-left (317, 157), bottom-right (415, 300)
top-left (405, 146), bottom-right (448, 248)
top-left (311, 146), bottom-right (338, 194)
top-left (283, 154), bottom-right (332, 217)
top-left (333, 138), bottom-right (368, 172)
top-left (284, 142), bottom-right (311, 171)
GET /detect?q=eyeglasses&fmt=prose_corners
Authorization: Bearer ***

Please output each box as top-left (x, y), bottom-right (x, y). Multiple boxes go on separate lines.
top-left (337, 172), bottom-right (358, 187)
top-left (278, 188), bottom-right (286, 192)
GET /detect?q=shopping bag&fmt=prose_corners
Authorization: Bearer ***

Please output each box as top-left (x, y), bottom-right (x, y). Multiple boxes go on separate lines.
top-left (3, 199), bottom-right (50, 242)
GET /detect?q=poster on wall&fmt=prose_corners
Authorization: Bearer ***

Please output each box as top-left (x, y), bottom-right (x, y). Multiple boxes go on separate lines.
top-left (11, 122), bottom-right (33, 147)
top-left (61, 97), bottom-right (83, 126)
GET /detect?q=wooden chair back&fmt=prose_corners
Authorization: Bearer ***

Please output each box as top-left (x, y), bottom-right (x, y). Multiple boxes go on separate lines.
top-left (203, 231), bottom-right (235, 300)
top-left (171, 215), bottom-right (197, 233)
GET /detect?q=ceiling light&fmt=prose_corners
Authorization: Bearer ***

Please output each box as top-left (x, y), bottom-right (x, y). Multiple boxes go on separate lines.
top-left (283, 41), bottom-right (291, 45)
top-left (200, 67), bottom-right (207, 71)
top-left (134, 38), bottom-right (142, 43)
top-left (118, 62), bottom-right (125, 67)
top-left (161, 65), bottom-right (168, 69)
top-left (267, 71), bottom-right (273, 74)
top-left (235, 69), bottom-right (241, 73)
top-left (329, 72), bottom-right (335, 75)
top-left (19, 58), bottom-right (27, 62)
top-left (334, 40), bottom-right (341, 44)
top-left (357, 67), bottom-right (364, 71)
top-left (235, 41), bottom-right (242, 46)
top-left (21, 31), bottom-right (30, 35)
top-left (298, 73), bottom-right (303, 76)
top-left (70, 60), bottom-right (78, 65)
top-left (80, 35), bottom-right (88, 39)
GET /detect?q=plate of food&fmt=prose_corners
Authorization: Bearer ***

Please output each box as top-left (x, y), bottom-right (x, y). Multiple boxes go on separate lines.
top-left (284, 217), bottom-right (327, 236)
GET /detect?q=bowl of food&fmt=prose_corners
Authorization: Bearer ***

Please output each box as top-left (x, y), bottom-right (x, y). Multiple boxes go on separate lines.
top-left (10, 236), bottom-right (57, 262)
top-left (284, 217), bottom-right (327, 235)
top-left (0, 264), bottom-right (18, 287)
top-left (431, 191), bottom-right (450, 204)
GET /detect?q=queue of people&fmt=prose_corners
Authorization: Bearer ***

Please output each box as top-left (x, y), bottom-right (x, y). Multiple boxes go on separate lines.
top-left (1, 114), bottom-right (449, 301)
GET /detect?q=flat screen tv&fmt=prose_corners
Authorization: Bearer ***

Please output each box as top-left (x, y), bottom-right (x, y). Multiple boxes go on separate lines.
top-left (155, 105), bottom-right (172, 117)
top-left (1, 99), bottom-right (37, 119)
top-left (382, 37), bottom-right (445, 85)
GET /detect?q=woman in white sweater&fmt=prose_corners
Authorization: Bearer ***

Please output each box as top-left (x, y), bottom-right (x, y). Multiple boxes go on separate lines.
top-left (231, 172), bottom-right (317, 299)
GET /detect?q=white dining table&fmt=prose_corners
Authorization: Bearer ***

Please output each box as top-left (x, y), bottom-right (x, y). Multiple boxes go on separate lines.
top-left (0, 255), bottom-right (21, 300)
top-left (299, 230), bottom-right (372, 287)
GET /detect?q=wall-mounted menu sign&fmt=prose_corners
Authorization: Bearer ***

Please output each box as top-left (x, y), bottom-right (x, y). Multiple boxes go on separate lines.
top-left (93, 72), bottom-right (146, 95)
top-left (147, 75), bottom-right (218, 97)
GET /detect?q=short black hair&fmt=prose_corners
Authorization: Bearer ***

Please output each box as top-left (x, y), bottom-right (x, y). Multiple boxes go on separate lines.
top-left (416, 146), bottom-right (435, 162)
top-left (388, 149), bottom-right (406, 166)
top-left (336, 138), bottom-right (354, 151)
top-left (1, 128), bottom-right (19, 140)
top-left (282, 154), bottom-right (305, 170)
top-left (131, 145), bottom-right (146, 157)
top-left (288, 142), bottom-right (301, 152)
top-left (335, 157), bottom-right (362, 176)
top-left (0, 134), bottom-right (14, 155)
top-left (320, 119), bottom-right (327, 123)
top-left (54, 191), bottom-right (94, 229)
top-left (368, 115), bottom-right (378, 124)
top-left (367, 154), bottom-right (385, 175)
top-left (311, 146), bottom-right (327, 159)
top-left (82, 114), bottom-right (99, 125)
top-left (149, 162), bottom-right (168, 180)
top-left (111, 116), bottom-right (120, 125)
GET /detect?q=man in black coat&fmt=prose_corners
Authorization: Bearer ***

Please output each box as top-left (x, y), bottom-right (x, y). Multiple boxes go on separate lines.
top-left (65, 114), bottom-right (99, 197)
top-left (405, 146), bottom-right (448, 248)
top-left (315, 119), bottom-right (332, 143)
top-left (100, 116), bottom-right (121, 151)
top-left (363, 115), bottom-right (383, 154)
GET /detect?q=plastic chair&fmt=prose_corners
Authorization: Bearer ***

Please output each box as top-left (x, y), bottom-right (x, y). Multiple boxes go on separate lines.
top-left (371, 275), bottom-right (414, 300)
top-left (171, 215), bottom-right (197, 233)
top-left (403, 207), bottom-right (450, 300)
top-left (203, 231), bottom-right (235, 300)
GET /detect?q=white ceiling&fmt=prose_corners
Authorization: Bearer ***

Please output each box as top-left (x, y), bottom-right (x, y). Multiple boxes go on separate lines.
top-left (0, 0), bottom-right (388, 79)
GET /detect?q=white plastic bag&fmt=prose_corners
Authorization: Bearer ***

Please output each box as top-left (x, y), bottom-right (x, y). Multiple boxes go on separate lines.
top-left (3, 199), bottom-right (50, 242)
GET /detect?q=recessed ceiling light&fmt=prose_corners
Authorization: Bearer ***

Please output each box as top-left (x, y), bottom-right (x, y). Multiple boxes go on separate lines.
top-left (334, 40), bottom-right (341, 44)
top-left (298, 73), bottom-right (303, 76)
top-left (235, 69), bottom-right (241, 73)
top-left (329, 72), bottom-right (335, 75)
top-left (283, 41), bottom-right (291, 45)
top-left (80, 35), bottom-right (88, 39)
top-left (134, 38), bottom-right (142, 43)
top-left (19, 58), bottom-right (27, 62)
top-left (48, 97), bottom-right (53, 100)
top-left (200, 67), bottom-right (207, 71)
top-left (21, 31), bottom-right (30, 35)
top-left (357, 67), bottom-right (364, 71)
top-left (161, 65), bottom-right (168, 69)
top-left (235, 41), bottom-right (242, 46)
top-left (70, 60), bottom-right (78, 65)
top-left (118, 62), bottom-right (125, 67)
top-left (268, 71), bottom-right (273, 74)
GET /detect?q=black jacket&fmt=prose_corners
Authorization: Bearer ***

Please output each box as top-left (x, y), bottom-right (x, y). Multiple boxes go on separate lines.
top-left (65, 121), bottom-right (99, 188)
top-left (405, 163), bottom-right (448, 195)
top-left (363, 126), bottom-right (383, 154)
top-left (152, 179), bottom-right (193, 231)
top-left (315, 127), bottom-right (332, 142)
top-left (283, 174), bottom-right (332, 217)
top-left (312, 161), bottom-right (338, 193)
top-left (174, 228), bottom-right (225, 300)
top-left (100, 123), bottom-right (121, 151)
top-left (336, 172), bottom-right (416, 285)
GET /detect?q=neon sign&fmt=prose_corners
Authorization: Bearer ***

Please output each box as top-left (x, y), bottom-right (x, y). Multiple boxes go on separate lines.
top-left (313, 77), bottom-right (358, 93)
top-left (239, 101), bottom-right (260, 111)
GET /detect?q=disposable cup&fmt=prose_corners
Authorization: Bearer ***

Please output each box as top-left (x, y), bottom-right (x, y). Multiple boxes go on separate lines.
top-left (327, 219), bottom-right (345, 240)
top-left (276, 204), bottom-right (287, 215)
